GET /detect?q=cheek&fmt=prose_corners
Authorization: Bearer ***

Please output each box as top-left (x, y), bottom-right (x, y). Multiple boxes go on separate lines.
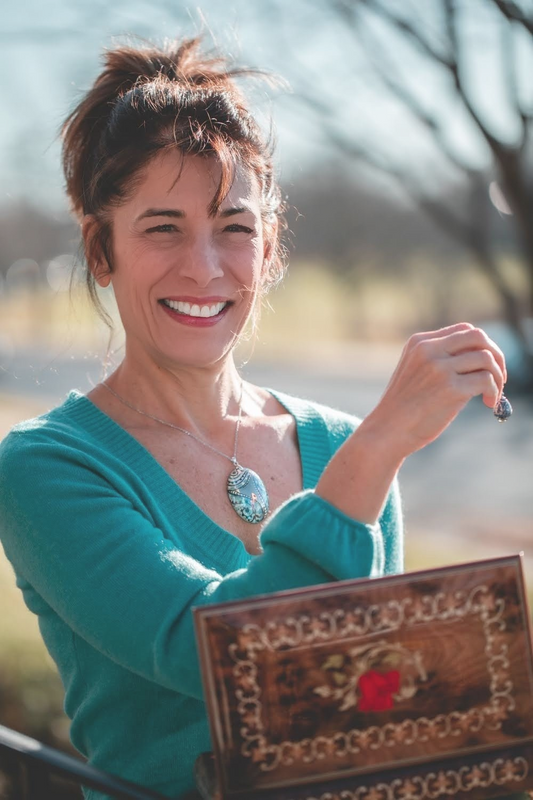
top-left (231, 239), bottom-right (264, 284)
top-left (112, 242), bottom-right (172, 295)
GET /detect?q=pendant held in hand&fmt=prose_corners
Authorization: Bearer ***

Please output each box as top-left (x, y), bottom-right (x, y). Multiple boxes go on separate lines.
top-left (494, 394), bottom-right (512, 422)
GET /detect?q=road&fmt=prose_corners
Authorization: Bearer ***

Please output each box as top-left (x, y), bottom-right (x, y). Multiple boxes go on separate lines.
top-left (1, 344), bottom-right (532, 577)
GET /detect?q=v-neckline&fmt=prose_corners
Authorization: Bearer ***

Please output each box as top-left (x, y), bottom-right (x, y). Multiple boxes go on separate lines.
top-left (62, 387), bottom-right (331, 565)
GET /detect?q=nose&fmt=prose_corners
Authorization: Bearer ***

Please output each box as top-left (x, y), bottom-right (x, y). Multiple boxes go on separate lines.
top-left (178, 235), bottom-right (224, 287)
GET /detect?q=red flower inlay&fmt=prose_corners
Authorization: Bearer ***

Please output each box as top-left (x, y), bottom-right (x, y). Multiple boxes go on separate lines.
top-left (358, 669), bottom-right (401, 712)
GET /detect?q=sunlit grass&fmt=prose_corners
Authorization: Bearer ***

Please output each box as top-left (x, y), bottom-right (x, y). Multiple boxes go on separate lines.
top-left (255, 256), bottom-right (515, 348)
top-left (0, 285), bottom-right (109, 352)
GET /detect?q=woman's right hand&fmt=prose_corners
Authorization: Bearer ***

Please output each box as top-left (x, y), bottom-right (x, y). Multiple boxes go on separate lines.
top-left (315, 322), bottom-right (507, 525)
top-left (364, 321), bottom-right (507, 461)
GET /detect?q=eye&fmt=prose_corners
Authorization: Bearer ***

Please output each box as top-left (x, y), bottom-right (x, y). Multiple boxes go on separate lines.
top-left (224, 224), bottom-right (254, 234)
top-left (146, 223), bottom-right (179, 233)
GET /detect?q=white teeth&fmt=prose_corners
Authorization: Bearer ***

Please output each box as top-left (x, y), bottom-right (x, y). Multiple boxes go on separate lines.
top-left (163, 299), bottom-right (227, 317)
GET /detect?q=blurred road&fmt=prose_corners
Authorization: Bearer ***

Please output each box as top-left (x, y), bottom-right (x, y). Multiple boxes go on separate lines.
top-left (1, 344), bottom-right (532, 576)
top-left (0, 345), bottom-right (388, 414)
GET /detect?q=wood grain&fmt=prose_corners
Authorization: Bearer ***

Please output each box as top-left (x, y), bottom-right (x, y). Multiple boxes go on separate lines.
top-left (194, 555), bottom-right (533, 799)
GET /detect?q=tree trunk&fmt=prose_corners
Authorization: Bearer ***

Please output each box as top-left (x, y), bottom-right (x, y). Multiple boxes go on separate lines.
top-left (494, 149), bottom-right (533, 315)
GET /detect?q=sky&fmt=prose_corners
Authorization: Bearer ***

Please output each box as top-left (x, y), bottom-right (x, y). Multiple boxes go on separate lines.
top-left (2, 0), bottom-right (532, 213)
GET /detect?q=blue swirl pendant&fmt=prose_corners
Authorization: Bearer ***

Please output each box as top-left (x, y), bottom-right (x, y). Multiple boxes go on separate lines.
top-left (227, 463), bottom-right (270, 524)
top-left (494, 393), bottom-right (512, 422)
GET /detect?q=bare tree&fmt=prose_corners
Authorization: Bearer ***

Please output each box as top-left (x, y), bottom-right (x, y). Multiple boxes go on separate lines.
top-left (280, 0), bottom-right (533, 383)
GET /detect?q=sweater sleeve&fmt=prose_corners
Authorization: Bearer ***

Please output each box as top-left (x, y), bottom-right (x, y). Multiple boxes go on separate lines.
top-left (317, 399), bottom-right (404, 577)
top-left (0, 428), bottom-right (399, 701)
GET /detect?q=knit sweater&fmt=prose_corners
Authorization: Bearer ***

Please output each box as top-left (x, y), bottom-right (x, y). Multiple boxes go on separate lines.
top-left (0, 387), bottom-right (403, 799)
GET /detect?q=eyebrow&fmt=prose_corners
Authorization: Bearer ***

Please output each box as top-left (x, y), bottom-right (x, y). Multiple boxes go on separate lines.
top-left (136, 206), bottom-right (253, 223)
top-left (136, 209), bottom-right (184, 222)
top-left (219, 206), bottom-right (253, 218)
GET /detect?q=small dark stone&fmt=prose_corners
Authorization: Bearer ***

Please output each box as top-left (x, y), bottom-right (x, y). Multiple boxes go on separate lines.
top-left (494, 393), bottom-right (512, 422)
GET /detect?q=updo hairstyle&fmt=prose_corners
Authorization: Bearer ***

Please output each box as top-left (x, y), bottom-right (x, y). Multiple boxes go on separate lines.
top-left (61, 36), bottom-right (287, 324)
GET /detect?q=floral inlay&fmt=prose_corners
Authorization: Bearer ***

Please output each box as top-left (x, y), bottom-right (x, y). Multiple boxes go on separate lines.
top-left (314, 642), bottom-right (425, 713)
top-left (359, 670), bottom-right (401, 712)
top-left (225, 583), bottom-right (516, 774)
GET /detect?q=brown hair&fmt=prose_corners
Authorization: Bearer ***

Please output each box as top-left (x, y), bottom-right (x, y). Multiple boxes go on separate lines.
top-left (61, 36), bottom-right (287, 326)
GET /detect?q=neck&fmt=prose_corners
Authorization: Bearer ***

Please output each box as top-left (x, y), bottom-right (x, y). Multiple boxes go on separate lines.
top-left (104, 347), bottom-right (244, 440)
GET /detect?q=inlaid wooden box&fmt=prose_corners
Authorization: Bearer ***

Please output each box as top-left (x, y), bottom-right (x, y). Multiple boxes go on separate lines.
top-left (193, 555), bottom-right (533, 800)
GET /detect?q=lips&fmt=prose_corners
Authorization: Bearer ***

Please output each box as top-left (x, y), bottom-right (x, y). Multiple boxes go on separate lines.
top-left (161, 298), bottom-right (229, 318)
top-left (158, 297), bottom-right (232, 327)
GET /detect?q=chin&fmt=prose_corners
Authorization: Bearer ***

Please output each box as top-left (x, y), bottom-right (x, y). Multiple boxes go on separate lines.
top-left (154, 341), bottom-right (238, 370)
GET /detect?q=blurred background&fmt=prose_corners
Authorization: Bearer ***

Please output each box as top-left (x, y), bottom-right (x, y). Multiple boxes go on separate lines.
top-left (1, 0), bottom-right (532, 794)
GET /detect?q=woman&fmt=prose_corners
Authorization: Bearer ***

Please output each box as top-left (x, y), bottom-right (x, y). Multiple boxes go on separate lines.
top-left (0, 36), bottom-right (513, 800)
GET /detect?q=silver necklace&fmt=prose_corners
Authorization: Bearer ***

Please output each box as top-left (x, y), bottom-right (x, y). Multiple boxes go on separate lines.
top-left (101, 380), bottom-right (270, 524)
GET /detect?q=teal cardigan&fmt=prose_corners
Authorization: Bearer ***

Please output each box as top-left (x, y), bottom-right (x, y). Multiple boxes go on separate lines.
top-left (0, 388), bottom-right (403, 799)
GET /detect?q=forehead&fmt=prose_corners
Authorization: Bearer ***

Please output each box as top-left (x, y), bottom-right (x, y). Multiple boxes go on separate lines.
top-left (127, 151), bottom-right (260, 214)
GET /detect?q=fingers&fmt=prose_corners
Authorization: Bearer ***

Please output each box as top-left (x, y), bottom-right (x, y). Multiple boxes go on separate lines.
top-left (372, 322), bottom-right (509, 459)
top-left (407, 324), bottom-right (507, 390)
top-left (403, 322), bottom-right (474, 353)
top-left (455, 370), bottom-right (500, 409)
top-left (440, 327), bottom-right (507, 384)
top-left (408, 322), bottom-right (476, 342)
top-left (405, 323), bottom-right (506, 374)
top-left (451, 349), bottom-right (505, 406)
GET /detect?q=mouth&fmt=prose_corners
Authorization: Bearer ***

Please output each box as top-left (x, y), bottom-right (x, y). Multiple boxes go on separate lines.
top-left (159, 299), bottom-right (231, 317)
top-left (158, 298), bottom-right (232, 325)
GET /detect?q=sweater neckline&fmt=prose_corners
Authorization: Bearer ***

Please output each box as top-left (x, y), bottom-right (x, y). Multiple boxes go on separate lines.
top-left (60, 387), bottom-right (331, 565)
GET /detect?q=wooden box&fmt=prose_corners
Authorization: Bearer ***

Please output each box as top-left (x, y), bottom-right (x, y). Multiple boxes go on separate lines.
top-left (193, 555), bottom-right (533, 800)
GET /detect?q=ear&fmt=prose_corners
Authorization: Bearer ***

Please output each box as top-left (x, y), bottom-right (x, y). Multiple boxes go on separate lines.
top-left (81, 214), bottom-right (112, 288)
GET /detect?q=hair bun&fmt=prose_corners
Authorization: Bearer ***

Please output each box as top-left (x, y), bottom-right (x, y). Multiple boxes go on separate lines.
top-left (62, 37), bottom-right (243, 215)
top-left (101, 37), bottom-right (230, 96)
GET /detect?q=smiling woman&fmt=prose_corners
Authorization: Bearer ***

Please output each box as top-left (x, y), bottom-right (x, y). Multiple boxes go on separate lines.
top-left (0, 33), bottom-right (517, 800)
top-left (86, 154), bottom-right (267, 370)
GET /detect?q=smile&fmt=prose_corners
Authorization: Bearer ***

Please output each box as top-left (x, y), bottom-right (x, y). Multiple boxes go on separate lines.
top-left (160, 299), bottom-right (229, 318)
top-left (158, 298), bottom-right (233, 328)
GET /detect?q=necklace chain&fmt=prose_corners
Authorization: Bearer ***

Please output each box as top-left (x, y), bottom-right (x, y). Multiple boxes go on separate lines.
top-left (101, 380), bottom-right (244, 466)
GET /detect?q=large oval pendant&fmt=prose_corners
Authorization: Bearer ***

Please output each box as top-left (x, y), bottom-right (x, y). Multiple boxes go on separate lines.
top-left (227, 464), bottom-right (270, 524)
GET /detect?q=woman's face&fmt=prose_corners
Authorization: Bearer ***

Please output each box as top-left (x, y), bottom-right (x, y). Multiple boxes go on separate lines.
top-left (92, 151), bottom-right (268, 370)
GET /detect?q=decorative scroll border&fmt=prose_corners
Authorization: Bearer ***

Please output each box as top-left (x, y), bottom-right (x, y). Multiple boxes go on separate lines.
top-left (227, 584), bottom-right (515, 773)
top-left (297, 756), bottom-right (528, 800)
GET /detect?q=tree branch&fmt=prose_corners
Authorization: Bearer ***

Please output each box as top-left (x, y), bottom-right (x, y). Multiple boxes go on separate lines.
top-left (352, 7), bottom-right (477, 177)
top-left (443, 0), bottom-right (459, 64)
top-left (308, 103), bottom-right (477, 246)
top-left (501, 9), bottom-right (532, 151)
top-left (489, 0), bottom-right (533, 36)
top-left (358, 0), bottom-right (513, 167)
top-left (357, 0), bottom-right (454, 67)
top-left (313, 105), bottom-right (522, 329)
